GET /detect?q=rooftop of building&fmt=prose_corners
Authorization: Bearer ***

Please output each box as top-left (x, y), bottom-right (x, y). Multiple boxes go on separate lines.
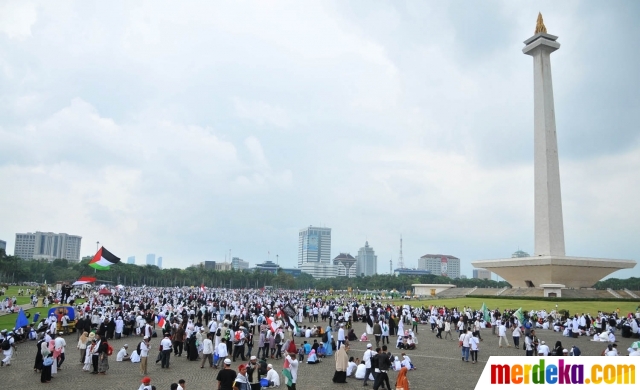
top-left (419, 254), bottom-right (460, 260)
top-left (333, 253), bottom-right (356, 260)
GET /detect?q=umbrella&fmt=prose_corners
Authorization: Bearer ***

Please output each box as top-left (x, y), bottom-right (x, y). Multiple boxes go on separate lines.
top-left (15, 308), bottom-right (29, 330)
top-left (98, 288), bottom-right (112, 295)
top-left (630, 341), bottom-right (640, 349)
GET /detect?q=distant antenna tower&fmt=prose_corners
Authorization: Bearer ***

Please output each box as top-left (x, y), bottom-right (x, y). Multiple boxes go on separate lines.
top-left (398, 235), bottom-right (404, 269)
top-left (389, 258), bottom-right (393, 274)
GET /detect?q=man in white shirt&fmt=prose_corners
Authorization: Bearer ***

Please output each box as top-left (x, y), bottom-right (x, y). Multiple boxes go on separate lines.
top-left (140, 337), bottom-right (150, 375)
top-left (355, 362), bottom-right (369, 380)
top-left (116, 344), bottom-right (131, 361)
top-left (346, 356), bottom-right (357, 377)
top-left (201, 334), bottom-right (214, 368)
top-left (285, 353), bottom-right (298, 387)
top-left (337, 324), bottom-right (345, 350)
top-left (362, 343), bottom-right (375, 386)
top-left (305, 327), bottom-right (312, 338)
top-left (160, 333), bottom-right (173, 368)
top-left (498, 323), bottom-right (510, 348)
top-left (266, 363), bottom-right (280, 387)
top-left (1, 330), bottom-right (16, 366)
top-left (537, 340), bottom-right (550, 356)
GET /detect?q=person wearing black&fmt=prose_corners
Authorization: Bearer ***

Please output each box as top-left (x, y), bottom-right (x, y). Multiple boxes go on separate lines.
top-left (34, 336), bottom-right (45, 372)
top-left (373, 345), bottom-right (391, 390)
top-left (216, 358), bottom-right (237, 390)
top-left (186, 333), bottom-right (198, 361)
top-left (246, 356), bottom-right (261, 390)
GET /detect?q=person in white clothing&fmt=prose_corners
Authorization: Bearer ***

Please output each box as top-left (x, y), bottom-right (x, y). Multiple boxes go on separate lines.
top-left (337, 325), bottom-right (345, 350)
top-left (537, 340), bottom-right (550, 356)
top-left (1, 330), bottom-right (16, 366)
top-left (214, 337), bottom-right (228, 368)
top-left (346, 357), bottom-right (357, 377)
top-left (139, 337), bottom-right (150, 375)
top-left (285, 353), bottom-right (298, 387)
top-left (116, 345), bottom-right (131, 361)
top-left (54, 333), bottom-right (66, 369)
top-left (265, 363), bottom-right (281, 387)
top-left (201, 334), bottom-right (214, 368)
top-left (498, 324), bottom-right (510, 348)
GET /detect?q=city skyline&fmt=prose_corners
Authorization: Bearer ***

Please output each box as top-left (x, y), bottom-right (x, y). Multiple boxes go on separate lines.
top-left (0, 2), bottom-right (638, 279)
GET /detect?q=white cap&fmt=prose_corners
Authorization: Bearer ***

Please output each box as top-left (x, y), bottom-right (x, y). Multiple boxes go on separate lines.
top-left (367, 343), bottom-right (372, 348)
top-left (224, 358), bottom-right (232, 365)
top-left (250, 356), bottom-right (257, 360)
top-left (267, 364), bottom-right (273, 369)
top-left (541, 341), bottom-right (546, 344)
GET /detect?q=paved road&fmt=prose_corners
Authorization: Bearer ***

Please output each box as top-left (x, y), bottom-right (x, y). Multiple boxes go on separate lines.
top-left (0, 304), bottom-right (34, 317)
top-left (0, 320), bottom-right (635, 390)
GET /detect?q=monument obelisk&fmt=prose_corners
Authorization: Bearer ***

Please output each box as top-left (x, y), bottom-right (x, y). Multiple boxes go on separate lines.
top-left (523, 13), bottom-right (565, 258)
top-left (471, 14), bottom-right (635, 290)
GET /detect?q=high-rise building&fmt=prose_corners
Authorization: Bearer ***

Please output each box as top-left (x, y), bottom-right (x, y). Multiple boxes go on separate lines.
top-left (473, 268), bottom-right (492, 280)
top-left (298, 226), bottom-right (332, 266)
top-left (333, 253), bottom-right (357, 278)
top-left (203, 261), bottom-right (216, 270)
top-left (418, 254), bottom-right (461, 279)
top-left (127, 256), bottom-right (135, 264)
top-left (157, 257), bottom-right (163, 269)
top-left (146, 254), bottom-right (155, 266)
top-left (0, 240), bottom-right (6, 252)
top-left (356, 241), bottom-right (377, 276)
top-left (298, 226), bottom-right (335, 278)
top-left (231, 257), bottom-right (249, 270)
top-left (14, 232), bottom-right (82, 262)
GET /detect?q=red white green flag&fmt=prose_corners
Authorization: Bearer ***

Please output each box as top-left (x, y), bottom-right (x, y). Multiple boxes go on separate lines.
top-left (89, 247), bottom-right (121, 270)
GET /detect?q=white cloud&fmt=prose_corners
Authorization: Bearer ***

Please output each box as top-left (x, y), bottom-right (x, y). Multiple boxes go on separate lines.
top-left (0, 2), bottom-right (37, 39)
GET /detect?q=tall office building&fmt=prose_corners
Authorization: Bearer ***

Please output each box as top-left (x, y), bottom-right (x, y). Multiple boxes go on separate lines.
top-left (157, 256), bottom-right (163, 269)
top-left (146, 254), bottom-right (155, 266)
top-left (14, 232), bottom-right (82, 262)
top-left (418, 254), bottom-right (461, 279)
top-left (298, 226), bottom-right (332, 266)
top-left (298, 226), bottom-right (335, 278)
top-left (127, 256), bottom-right (135, 264)
top-left (0, 240), bottom-right (6, 251)
top-left (356, 241), bottom-right (377, 276)
top-left (231, 257), bottom-right (249, 270)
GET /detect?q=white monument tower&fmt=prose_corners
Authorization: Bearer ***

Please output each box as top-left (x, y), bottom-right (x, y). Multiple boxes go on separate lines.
top-left (525, 14), bottom-right (565, 258)
top-left (472, 14), bottom-right (635, 290)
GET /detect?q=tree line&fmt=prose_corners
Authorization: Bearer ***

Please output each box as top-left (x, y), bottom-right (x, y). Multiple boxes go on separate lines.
top-left (1, 248), bottom-right (517, 291)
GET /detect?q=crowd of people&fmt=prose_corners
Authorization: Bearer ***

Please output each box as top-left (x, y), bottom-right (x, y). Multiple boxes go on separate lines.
top-left (1, 284), bottom-right (640, 389)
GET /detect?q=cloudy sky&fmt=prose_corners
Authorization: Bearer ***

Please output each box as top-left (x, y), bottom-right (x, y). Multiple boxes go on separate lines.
top-left (1, 1), bottom-right (638, 279)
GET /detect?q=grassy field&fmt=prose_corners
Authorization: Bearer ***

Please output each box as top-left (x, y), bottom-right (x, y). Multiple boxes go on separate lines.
top-left (1, 285), bottom-right (37, 305)
top-left (0, 307), bottom-right (48, 332)
top-left (390, 297), bottom-right (639, 315)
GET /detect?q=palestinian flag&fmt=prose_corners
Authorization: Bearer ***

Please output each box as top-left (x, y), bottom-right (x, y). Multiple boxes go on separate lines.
top-left (89, 247), bottom-right (121, 270)
top-left (288, 316), bottom-right (299, 334)
top-left (72, 276), bottom-right (97, 286)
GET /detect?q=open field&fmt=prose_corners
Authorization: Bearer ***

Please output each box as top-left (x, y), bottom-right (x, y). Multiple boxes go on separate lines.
top-left (1, 285), bottom-right (36, 305)
top-left (390, 297), bottom-right (640, 315)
